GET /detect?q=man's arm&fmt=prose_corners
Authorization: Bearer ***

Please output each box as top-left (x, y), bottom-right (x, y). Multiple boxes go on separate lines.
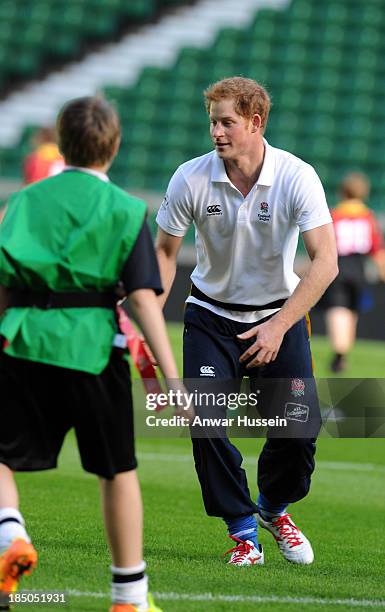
top-left (0, 286), bottom-right (8, 316)
top-left (155, 229), bottom-right (184, 309)
top-left (238, 223), bottom-right (338, 367)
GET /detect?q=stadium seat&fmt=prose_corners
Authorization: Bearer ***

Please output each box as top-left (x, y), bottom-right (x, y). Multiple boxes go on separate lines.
top-left (0, 0), bottom-right (192, 88)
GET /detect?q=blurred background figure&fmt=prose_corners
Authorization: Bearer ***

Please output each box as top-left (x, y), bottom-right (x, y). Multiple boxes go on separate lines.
top-left (23, 126), bottom-right (64, 185)
top-left (323, 172), bottom-right (385, 372)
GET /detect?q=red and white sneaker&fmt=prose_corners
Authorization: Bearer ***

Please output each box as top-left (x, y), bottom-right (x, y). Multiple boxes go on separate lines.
top-left (257, 513), bottom-right (314, 565)
top-left (224, 535), bottom-right (264, 567)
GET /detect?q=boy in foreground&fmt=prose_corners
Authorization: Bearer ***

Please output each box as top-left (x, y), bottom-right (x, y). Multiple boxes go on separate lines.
top-left (0, 96), bottom-right (188, 611)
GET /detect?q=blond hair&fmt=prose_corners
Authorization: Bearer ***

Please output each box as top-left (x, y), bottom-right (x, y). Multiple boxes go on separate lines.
top-left (204, 76), bottom-right (271, 131)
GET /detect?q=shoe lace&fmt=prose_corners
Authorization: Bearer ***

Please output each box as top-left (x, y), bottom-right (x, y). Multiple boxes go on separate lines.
top-left (272, 514), bottom-right (303, 548)
top-left (223, 535), bottom-right (254, 562)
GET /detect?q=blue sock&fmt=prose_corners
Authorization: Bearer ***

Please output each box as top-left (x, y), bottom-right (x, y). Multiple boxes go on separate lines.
top-left (257, 493), bottom-right (288, 521)
top-left (223, 514), bottom-right (260, 550)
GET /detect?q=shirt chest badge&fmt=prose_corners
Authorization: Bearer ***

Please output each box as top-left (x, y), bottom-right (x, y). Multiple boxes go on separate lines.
top-left (206, 203), bottom-right (223, 216)
top-left (257, 201), bottom-right (271, 222)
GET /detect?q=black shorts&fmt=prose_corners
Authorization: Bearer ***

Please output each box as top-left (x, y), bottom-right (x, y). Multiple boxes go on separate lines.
top-left (322, 277), bottom-right (363, 311)
top-left (0, 349), bottom-right (136, 479)
top-left (320, 254), bottom-right (366, 312)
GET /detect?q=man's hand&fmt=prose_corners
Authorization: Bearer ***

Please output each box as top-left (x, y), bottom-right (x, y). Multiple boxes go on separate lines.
top-left (237, 224), bottom-right (338, 369)
top-left (237, 317), bottom-right (288, 368)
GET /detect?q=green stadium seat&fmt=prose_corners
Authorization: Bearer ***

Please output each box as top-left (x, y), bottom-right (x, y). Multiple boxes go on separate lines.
top-left (125, 171), bottom-right (147, 190)
top-left (315, 69), bottom-right (339, 91)
top-left (0, 0), bottom-right (191, 90)
top-left (18, 126), bottom-right (40, 150)
top-left (132, 101), bottom-right (158, 123)
top-left (100, 0), bottom-right (385, 199)
top-left (27, 3), bottom-right (52, 24)
top-left (46, 32), bottom-right (80, 58)
top-left (152, 149), bottom-right (183, 173)
top-left (88, 0), bottom-right (122, 9)
top-left (324, 4), bottom-right (349, 24)
top-left (129, 123), bottom-right (158, 148)
top-left (12, 51), bottom-right (40, 77)
top-left (0, 4), bottom-right (17, 22)
top-left (50, 6), bottom-right (85, 31)
top-left (22, 24), bottom-right (46, 49)
top-left (287, 1), bottom-right (312, 21)
top-left (0, 25), bottom-right (11, 47)
top-left (103, 86), bottom-right (131, 105)
top-left (285, 22), bottom-right (312, 45)
top-left (120, 0), bottom-right (155, 20)
top-left (361, 6), bottom-right (384, 26)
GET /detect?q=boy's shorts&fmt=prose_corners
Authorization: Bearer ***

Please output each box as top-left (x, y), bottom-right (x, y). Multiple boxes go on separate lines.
top-left (0, 348), bottom-right (136, 479)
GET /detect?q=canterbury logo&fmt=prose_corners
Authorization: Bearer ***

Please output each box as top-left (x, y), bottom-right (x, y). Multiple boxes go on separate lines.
top-left (200, 365), bottom-right (215, 377)
top-left (206, 204), bottom-right (222, 216)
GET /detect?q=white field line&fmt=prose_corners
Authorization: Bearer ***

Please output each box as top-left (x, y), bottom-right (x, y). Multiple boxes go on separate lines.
top-left (64, 589), bottom-right (385, 607)
top-left (53, 454), bottom-right (385, 611)
top-left (138, 452), bottom-right (385, 473)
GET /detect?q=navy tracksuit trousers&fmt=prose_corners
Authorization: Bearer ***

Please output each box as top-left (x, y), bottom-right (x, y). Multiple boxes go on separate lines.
top-left (183, 303), bottom-right (320, 519)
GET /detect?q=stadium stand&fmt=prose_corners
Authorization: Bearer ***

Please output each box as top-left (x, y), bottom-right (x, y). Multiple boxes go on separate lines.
top-left (0, 0), bottom-right (385, 213)
top-left (109, 0), bottom-right (385, 211)
top-left (0, 0), bottom-right (192, 90)
top-left (0, 0), bottom-right (266, 180)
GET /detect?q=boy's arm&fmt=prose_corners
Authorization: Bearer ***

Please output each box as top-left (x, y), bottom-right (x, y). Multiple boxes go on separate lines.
top-left (155, 229), bottom-right (184, 309)
top-left (127, 288), bottom-right (194, 419)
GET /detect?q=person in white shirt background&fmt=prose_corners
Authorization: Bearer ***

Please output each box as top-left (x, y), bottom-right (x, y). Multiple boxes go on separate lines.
top-left (155, 77), bottom-right (338, 567)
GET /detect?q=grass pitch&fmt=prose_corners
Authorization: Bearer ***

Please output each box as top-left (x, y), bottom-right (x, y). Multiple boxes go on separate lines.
top-left (13, 327), bottom-right (385, 611)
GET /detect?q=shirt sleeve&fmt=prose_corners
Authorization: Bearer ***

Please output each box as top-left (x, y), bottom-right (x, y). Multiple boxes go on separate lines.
top-left (291, 166), bottom-right (333, 233)
top-left (156, 166), bottom-right (193, 236)
top-left (120, 220), bottom-right (163, 296)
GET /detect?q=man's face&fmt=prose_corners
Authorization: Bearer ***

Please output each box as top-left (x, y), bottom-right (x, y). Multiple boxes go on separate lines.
top-left (209, 98), bottom-right (257, 160)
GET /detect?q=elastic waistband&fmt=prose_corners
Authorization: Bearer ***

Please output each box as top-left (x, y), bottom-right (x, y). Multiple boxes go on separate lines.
top-left (190, 283), bottom-right (286, 312)
top-left (7, 289), bottom-right (117, 309)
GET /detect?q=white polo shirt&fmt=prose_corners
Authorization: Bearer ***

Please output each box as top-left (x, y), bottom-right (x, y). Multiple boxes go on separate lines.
top-left (156, 139), bottom-right (332, 323)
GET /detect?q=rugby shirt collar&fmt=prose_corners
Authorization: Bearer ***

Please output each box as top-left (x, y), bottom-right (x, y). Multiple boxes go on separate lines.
top-left (63, 166), bottom-right (110, 182)
top-left (211, 138), bottom-right (275, 187)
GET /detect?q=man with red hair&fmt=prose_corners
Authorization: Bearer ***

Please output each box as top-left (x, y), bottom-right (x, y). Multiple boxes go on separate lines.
top-left (156, 76), bottom-right (338, 567)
